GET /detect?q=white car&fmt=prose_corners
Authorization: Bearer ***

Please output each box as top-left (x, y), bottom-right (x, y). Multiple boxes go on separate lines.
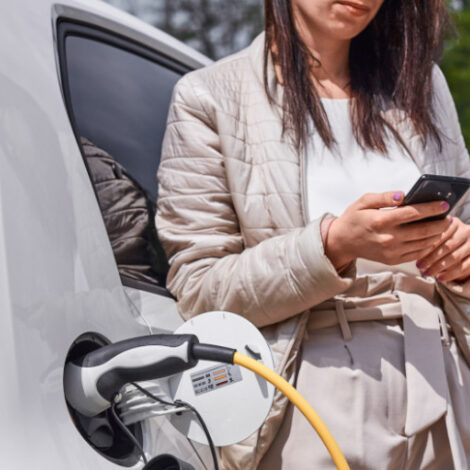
top-left (0, 0), bottom-right (213, 468)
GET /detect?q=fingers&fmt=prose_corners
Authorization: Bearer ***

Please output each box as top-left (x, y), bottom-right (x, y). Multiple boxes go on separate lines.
top-left (388, 200), bottom-right (450, 225)
top-left (429, 241), bottom-right (470, 279)
top-left (435, 256), bottom-right (470, 283)
top-left (418, 232), bottom-right (470, 278)
top-left (399, 249), bottom-right (438, 264)
top-left (417, 219), bottom-right (465, 270)
top-left (399, 216), bottom-right (454, 242)
top-left (353, 191), bottom-right (404, 210)
top-left (372, 231), bottom-right (442, 265)
top-left (395, 234), bottom-right (446, 264)
top-left (406, 220), bottom-right (457, 263)
top-left (413, 218), bottom-right (470, 282)
top-left (400, 234), bottom-right (444, 256)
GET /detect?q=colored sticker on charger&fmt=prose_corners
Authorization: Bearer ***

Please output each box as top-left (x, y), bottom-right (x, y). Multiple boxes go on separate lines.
top-left (190, 363), bottom-right (242, 396)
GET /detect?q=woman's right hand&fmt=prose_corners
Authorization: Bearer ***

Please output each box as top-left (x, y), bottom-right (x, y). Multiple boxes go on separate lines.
top-left (325, 191), bottom-right (454, 270)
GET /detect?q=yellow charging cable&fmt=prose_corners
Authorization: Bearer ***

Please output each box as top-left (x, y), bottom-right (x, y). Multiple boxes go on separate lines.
top-left (233, 352), bottom-right (350, 470)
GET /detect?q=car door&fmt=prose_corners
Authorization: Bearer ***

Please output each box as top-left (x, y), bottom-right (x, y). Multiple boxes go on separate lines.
top-left (0, 0), bottom-right (211, 468)
top-left (54, 4), bottom-right (212, 469)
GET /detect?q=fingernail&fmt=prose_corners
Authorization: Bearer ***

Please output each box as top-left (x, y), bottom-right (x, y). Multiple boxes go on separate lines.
top-left (393, 191), bottom-right (403, 202)
top-left (442, 202), bottom-right (450, 211)
top-left (437, 275), bottom-right (445, 282)
top-left (424, 269), bottom-right (430, 276)
top-left (449, 216), bottom-right (453, 223)
top-left (416, 260), bottom-right (423, 269)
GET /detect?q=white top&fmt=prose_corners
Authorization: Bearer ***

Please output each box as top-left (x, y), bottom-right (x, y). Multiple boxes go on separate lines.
top-left (307, 99), bottom-right (422, 275)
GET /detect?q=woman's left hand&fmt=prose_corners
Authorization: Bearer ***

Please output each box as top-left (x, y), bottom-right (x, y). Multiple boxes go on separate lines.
top-left (417, 217), bottom-right (470, 282)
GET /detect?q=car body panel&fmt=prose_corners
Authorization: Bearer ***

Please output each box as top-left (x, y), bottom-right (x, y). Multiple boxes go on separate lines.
top-left (0, 0), bottom-right (210, 468)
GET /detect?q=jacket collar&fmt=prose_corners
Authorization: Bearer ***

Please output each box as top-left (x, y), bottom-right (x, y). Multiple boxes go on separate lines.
top-left (247, 31), bottom-right (284, 109)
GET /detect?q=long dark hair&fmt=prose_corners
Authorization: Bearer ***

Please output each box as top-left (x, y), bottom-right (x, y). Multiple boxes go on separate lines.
top-left (264, 0), bottom-right (452, 152)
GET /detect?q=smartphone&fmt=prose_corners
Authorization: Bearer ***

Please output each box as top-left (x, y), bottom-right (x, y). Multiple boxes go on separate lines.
top-left (402, 174), bottom-right (470, 222)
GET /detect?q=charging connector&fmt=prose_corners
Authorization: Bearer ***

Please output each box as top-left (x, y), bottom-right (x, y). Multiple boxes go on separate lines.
top-left (64, 334), bottom-right (200, 417)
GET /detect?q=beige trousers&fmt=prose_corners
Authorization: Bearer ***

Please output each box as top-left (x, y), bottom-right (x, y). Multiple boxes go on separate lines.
top-left (259, 320), bottom-right (470, 470)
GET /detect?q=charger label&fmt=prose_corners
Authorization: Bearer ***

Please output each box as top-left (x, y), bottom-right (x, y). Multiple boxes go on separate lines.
top-left (190, 363), bottom-right (242, 396)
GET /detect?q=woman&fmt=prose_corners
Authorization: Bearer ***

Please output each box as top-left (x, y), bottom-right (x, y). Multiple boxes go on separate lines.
top-left (157, 1), bottom-right (470, 468)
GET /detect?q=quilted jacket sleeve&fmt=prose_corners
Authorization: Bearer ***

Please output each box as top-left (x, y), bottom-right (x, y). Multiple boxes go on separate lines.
top-left (431, 66), bottom-right (470, 300)
top-left (433, 66), bottom-right (470, 221)
top-left (156, 74), bottom-right (355, 328)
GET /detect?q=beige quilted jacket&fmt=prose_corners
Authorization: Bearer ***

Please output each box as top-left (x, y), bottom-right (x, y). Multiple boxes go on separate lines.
top-left (157, 32), bottom-right (470, 469)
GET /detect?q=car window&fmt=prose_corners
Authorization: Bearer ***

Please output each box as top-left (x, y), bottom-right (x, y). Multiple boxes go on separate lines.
top-left (58, 21), bottom-right (191, 295)
top-left (65, 34), bottom-right (183, 200)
